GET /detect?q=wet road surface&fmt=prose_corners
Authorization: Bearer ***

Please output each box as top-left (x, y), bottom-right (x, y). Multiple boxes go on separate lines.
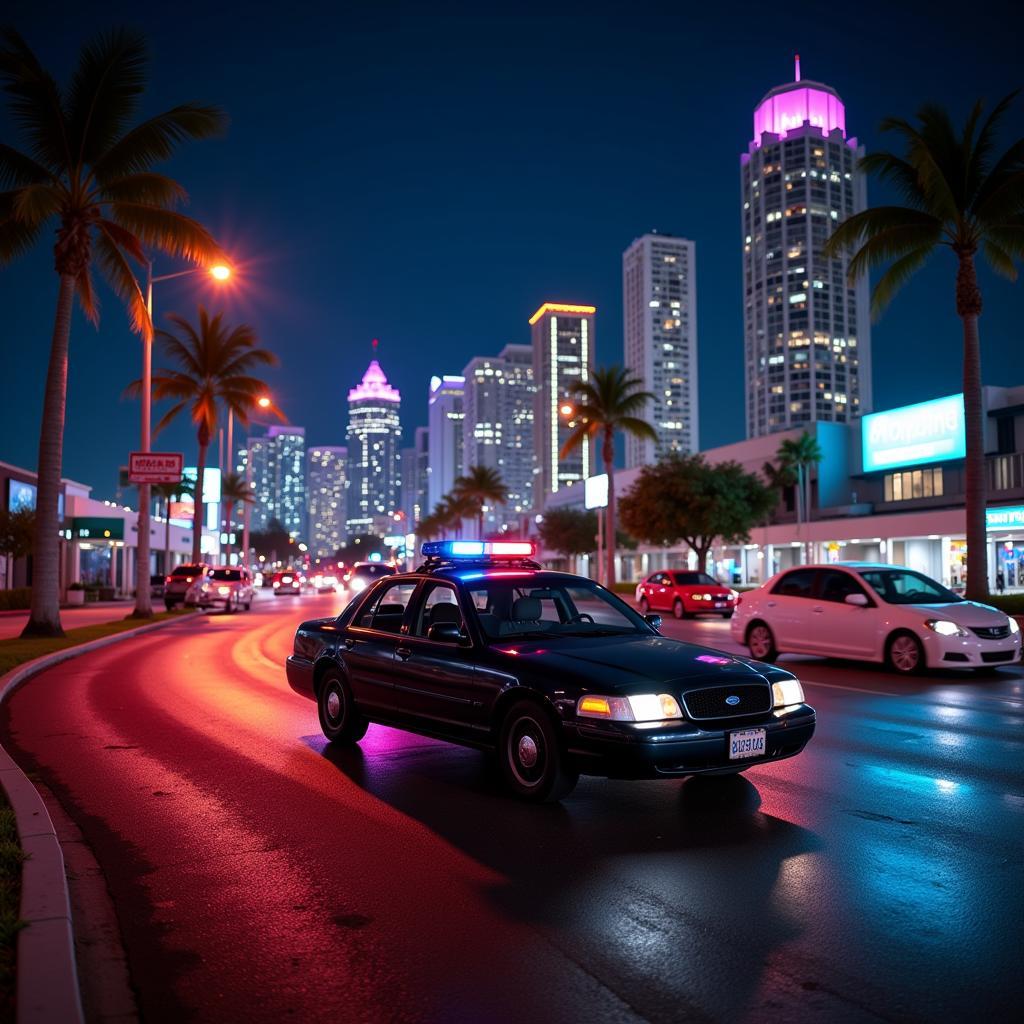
top-left (3, 592), bottom-right (1023, 1022)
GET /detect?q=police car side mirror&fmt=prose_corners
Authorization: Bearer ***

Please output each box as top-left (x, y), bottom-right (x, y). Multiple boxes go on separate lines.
top-left (644, 613), bottom-right (663, 630)
top-left (427, 622), bottom-right (464, 644)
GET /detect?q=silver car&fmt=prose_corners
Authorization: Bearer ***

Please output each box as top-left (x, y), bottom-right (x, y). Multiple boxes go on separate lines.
top-left (186, 567), bottom-right (255, 613)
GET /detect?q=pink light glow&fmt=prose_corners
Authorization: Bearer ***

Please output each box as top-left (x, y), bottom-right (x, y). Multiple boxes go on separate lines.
top-left (348, 359), bottom-right (401, 404)
top-left (752, 84), bottom-right (846, 147)
top-left (695, 654), bottom-right (732, 665)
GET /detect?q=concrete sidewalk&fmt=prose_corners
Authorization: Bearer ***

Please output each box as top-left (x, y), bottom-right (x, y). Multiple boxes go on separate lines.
top-left (0, 602), bottom-right (134, 640)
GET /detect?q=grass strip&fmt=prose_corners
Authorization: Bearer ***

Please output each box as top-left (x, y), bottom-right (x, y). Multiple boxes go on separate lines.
top-left (0, 794), bottom-right (24, 1020)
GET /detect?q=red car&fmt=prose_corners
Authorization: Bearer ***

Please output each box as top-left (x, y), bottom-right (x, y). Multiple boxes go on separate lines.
top-left (636, 571), bottom-right (738, 620)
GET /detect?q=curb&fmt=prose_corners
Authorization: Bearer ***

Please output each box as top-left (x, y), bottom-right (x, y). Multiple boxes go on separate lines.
top-left (0, 612), bottom-right (195, 1024)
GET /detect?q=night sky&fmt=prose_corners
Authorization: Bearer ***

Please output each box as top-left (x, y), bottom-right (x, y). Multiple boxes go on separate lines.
top-left (3, 1), bottom-right (1022, 497)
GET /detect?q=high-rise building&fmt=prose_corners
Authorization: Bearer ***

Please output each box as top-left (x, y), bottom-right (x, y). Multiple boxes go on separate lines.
top-left (530, 302), bottom-right (595, 498)
top-left (244, 425), bottom-right (306, 537)
top-left (427, 375), bottom-right (465, 512)
top-left (400, 426), bottom-right (430, 528)
top-left (307, 446), bottom-right (347, 557)
top-left (623, 233), bottom-right (698, 466)
top-left (462, 344), bottom-right (535, 530)
top-left (741, 57), bottom-right (871, 438)
top-left (346, 358), bottom-right (401, 535)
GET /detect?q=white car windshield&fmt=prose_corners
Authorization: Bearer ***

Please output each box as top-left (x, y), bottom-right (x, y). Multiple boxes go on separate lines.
top-left (858, 569), bottom-right (962, 605)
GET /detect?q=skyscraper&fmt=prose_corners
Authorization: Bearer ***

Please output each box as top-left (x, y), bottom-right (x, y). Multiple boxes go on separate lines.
top-left (530, 302), bottom-right (595, 498)
top-left (307, 446), bottom-right (347, 557)
top-left (741, 57), bottom-right (871, 438)
top-left (346, 358), bottom-right (401, 536)
top-left (462, 343), bottom-right (535, 530)
top-left (427, 375), bottom-right (465, 512)
top-left (623, 233), bottom-right (698, 466)
top-left (244, 425), bottom-right (307, 537)
top-left (400, 426), bottom-right (430, 528)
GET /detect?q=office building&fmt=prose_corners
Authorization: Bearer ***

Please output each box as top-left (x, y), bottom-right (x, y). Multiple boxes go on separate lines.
top-left (346, 359), bottom-right (402, 535)
top-left (623, 232), bottom-right (698, 466)
top-left (741, 56), bottom-right (871, 438)
top-left (530, 302), bottom-right (596, 497)
top-left (244, 425), bottom-right (306, 537)
top-left (401, 426), bottom-right (430, 528)
top-left (462, 344), bottom-right (535, 530)
top-left (427, 375), bottom-right (465, 512)
top-left (307, 446), bottom-right (347, 557)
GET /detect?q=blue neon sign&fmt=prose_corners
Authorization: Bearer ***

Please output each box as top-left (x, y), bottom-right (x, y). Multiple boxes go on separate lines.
top-left (986, 506), bottom-right (1024, 532)
top-left (862, 394), bottom-right (966, 473)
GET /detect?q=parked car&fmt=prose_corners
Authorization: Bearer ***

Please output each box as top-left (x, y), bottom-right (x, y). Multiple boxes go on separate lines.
top-left (287, 540), bottom-right (814, 802)
top-left (636, 571), bottom-right (738, 619)
top-left (271, 570), bottom-right (303, 596)
top-left (185, 566), bottom-right (255, 612)
top-left (310, 572), bottom-right (339, 594)
top-left (731, 562), bottom-right (1021, 675)
top-left (164, 563), bottom-right (210, 610)
top-left (342, 562), bottom-right (396, 595)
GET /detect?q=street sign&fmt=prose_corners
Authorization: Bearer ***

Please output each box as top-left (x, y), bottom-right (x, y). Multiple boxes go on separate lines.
top-left (71, 517), bottom-right (124, 540)
top-left (129, 452), bottom-right (184, 484)
top-left (585, 473), bottom-right (609, 509)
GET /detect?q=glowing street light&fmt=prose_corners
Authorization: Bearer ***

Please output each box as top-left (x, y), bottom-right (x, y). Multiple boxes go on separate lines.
top-left (257, 396), bottom-right (272, 409)
top-left (209, 263), bottom-right (231, 281)
top-left (560, 403), bottom-right (574, 417)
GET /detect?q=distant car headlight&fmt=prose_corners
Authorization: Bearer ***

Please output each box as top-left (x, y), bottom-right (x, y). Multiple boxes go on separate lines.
top-left (577, 693), bottom-right (682, 722)
top-left (350, 577), bottom-right (367, 593)
top-left (925, 619), bottom-right (968, 637)
top-left (728, 589), bottom-right (739, 600)
top-left (217, 586), bottom-right (231, 596)
top-left (1008, 617), bottom-right (1020, 635)
top-left (772, 678), bottom-right (805, 708)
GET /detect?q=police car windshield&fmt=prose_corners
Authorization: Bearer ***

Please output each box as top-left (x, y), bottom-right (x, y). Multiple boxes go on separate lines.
top-left (464, 576), bottom-right (649, 641)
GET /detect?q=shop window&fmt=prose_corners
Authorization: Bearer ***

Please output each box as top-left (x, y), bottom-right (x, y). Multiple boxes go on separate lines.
top-left (883, 467), bottom-right (943, 502)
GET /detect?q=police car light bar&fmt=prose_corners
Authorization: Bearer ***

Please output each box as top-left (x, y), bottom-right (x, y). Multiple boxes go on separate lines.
top-left (421, 540), bottom-right (536, 559)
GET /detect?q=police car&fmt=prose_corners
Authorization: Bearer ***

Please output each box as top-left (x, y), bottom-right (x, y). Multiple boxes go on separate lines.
top-left (286, 541), bottom-right (815, 801)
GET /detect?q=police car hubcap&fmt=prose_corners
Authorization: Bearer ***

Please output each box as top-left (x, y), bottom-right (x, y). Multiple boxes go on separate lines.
top-left (327, 690), bottom-right (341, 721)
top-left (518, 734), bottom-right (539, 768)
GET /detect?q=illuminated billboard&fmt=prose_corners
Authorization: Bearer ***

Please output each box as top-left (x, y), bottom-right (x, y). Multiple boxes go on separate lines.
top-left (862, 394), bottom-right (966, 473)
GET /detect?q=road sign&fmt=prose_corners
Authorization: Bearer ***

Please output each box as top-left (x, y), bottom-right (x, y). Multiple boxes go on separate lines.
top-left (129, 452), bottom-right (184, 484)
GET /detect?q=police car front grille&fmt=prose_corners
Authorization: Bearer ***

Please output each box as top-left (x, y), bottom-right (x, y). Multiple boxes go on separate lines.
top-left (682, 683), bottom-right (772, 720)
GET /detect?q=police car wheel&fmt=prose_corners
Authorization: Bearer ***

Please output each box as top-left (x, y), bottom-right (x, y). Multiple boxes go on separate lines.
top-left (498, 701), bottom-right (578, 803)
top-left (318, 670), bottom-right (368, 744)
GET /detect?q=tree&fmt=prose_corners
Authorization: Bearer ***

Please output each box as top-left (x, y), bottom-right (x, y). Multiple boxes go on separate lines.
top-left (452, 465), bottom-right (507, 538)
top-left (152, 478), bottom-right (193, 574)
top-left (619, 454), bottom-right (776, 572)
top-left (823, 95), bottom-right (1024, 601)
top-left (333, 534), bottom-right (385, 566)
top-left (776, 432), bottom-right (823, 564)
top-left (537, 507), bottom-right (598, 573)
top-left (0, 28), bottom-right (226, 636)
top-left (133, 307), bottom-right (278, 564)
top-left (560, 366), bottom-right (657, 586)
top-left (219, 470), bottom-right (253, 563)
top-left (0, 507), bottom-right (35, 589)
top-left (250, 517), bottom-right (292, 565)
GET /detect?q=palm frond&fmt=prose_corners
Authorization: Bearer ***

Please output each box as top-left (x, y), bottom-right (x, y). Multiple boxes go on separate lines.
top-left (982, 239), bottom-right (1019, 280)
top-left (66, 28), bottom-right (147, 166)
top-left (0, 204), bottom-right (44, 262)
top-left (152, 399), bottom-right (187, 437)
top-left (95, 227), bottom-right (149, 337)
top-left (616, 416), bottom-right (659, 443)
top-left (75, 263), bottom-right (99, 325)
top-left (100, 172), bottom-right (187, 208)
top-left (0, 142), bottom-right (53, 188)
top-left (11, 181), bottom-right (61, 225)
top-left (96, 215), bottom-right (145, 264)
top-left (984, 218), bottom-right (1024, 259)
top-left (109, 202), bottom-right (223, 264)
top-left (846, 220), bottom-right (943, 282)
top-left (858, 151), bottom-right (926, 208)
top-left (870, 245), bottom-right (933, 318)
top-left (965, 91), bottom-right (1019, 206)
top-left (92, 104), bottom-right (227, 182)
top-left (972, 140), bottom-right (1024, 222)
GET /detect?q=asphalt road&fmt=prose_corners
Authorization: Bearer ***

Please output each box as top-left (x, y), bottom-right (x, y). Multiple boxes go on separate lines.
top-left (3, 591), bottom-right (1023, 1023)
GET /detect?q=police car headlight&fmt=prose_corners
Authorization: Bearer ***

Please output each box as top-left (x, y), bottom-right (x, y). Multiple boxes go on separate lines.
top-left (577, 693), bottom-right (682, 722)
top-left (772, 678), bottom-right (805, 708)
top-left (1008, 617), bottom-right (1020, 635)
top-left (925, 619), bottom-right (968, 637)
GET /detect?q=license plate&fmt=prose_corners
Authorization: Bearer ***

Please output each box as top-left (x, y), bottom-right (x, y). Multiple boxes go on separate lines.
top-left (714, 601), bottom-right (725, 607)
top-left (729, 728), bottom-right (766, 760)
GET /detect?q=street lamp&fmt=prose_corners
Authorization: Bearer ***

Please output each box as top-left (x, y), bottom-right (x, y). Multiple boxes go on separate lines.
top-left (134, 261), bottom-right (232, 618)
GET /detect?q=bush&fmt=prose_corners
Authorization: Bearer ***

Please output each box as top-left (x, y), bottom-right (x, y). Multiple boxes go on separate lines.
top-left (0, 589), bottom-right (31, 612)
top-left (980, 593), bottom-right (1024, 616)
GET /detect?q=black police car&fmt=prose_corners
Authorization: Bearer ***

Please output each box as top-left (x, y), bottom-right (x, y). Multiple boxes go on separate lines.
top-left (286, 541), bottom-right (815, 801)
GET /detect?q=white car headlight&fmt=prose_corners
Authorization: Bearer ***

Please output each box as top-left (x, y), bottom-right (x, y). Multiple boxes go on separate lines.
top-left (217, 586), bottom-right (231, 596)
top-left (925, 619), bottom-right (968, 637)
top-left (350, 578), bottom-right (367, 593)
top-left (772, 678), bottom-right (805, 708)
top-left (577, 693), bottom-right (683, 722)
top-left (1008, 617), bottom-right (1020, 635)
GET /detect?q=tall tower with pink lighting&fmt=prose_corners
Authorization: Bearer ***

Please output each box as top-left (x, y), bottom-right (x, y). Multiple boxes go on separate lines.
top-left (741, 57), bottom-right (871, 438)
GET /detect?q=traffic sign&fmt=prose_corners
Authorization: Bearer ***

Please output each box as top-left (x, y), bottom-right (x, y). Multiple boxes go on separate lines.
top-left (128, 452), bottom-right (184, 484)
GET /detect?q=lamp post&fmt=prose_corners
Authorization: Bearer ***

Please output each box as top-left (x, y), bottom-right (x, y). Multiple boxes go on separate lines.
top-left (133, 261), bottom-right (231, 617)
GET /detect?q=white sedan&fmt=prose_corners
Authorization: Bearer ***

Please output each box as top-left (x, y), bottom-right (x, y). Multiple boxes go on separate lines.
top-left (731, 562), bottom-right (1021, 674)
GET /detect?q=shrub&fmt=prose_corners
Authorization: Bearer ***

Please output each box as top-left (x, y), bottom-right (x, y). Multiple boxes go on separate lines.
top-left (0, 589), bottom-right (31, 612)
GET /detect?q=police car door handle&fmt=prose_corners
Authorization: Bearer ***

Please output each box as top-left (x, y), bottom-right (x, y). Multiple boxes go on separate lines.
top-left (396, 647), bottom-right (412, 661)
top-left (812, 606), bottom-right (824, 613)
top-left (343, 638), bottom-right (354, 650)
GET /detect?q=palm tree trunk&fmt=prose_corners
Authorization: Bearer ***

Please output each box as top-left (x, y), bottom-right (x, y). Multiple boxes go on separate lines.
top-left (21, 275), bottom-right (76, 638)
top-left (603, 428), bottom-right (616, 588)
top-left (958, 253), bottom-right (988, 602)
top-left (192, 436), bottom-right (209, 564)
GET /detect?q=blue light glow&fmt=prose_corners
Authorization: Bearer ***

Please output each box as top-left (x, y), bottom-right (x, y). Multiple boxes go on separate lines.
top-left (862, 394), bottom-right (965, 473)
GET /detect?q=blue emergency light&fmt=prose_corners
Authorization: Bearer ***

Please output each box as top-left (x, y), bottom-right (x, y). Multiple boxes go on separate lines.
top-left (421, 540), bottom-right (536, 559)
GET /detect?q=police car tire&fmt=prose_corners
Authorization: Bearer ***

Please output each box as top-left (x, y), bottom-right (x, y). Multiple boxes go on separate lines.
top-left (498, 700), bottom-right (578, 803)
top-left (318, 669), bottom-right (368, 744)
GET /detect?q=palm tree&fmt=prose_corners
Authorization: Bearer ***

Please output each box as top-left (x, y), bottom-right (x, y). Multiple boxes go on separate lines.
top-left (560, 366), bottom-right (657, 587)
top-left (152, 478), bottom-right (193, 575)
top-left (824, 95), bottom-right (1024, 600)
top-left (776, 432), bottom-right (823, 564)
top-left (133, 307), bottom-right (278, 563)
top-left (453, 465), bottom-right (507, 539)
top-left (219, 470), bottom-right (253, 564)
top-left (0, 29), bottom-right (226, 637)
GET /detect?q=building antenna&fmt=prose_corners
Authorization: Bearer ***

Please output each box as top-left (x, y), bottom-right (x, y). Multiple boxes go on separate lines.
top-left (794, 53), bottom-right (801, 82)
top-left (372, 337), bottom-right (379, 354)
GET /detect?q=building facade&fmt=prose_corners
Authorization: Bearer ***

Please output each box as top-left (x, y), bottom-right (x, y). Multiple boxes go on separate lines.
top-left (306, 445), bottom-right (347, 557)
top-left (400, 425), bottom-right (430, 529)
top-left (244, 425), bottom-right (307, 537)
top-left (427, 375), bottom-right (465, 513)
top-left (346, 359), bottom-right (402, 536)
top-left (530, 302), bottom-right (595, 498)
top-left (741, 58), bottom-right (871, 438)
top-left (462, 343), bottom-right (535, 531)
top-left (623, 233), bottom-right (699, 466)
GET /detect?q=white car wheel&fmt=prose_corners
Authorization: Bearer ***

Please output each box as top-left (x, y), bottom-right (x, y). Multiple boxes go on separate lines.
top-left (887, 632), bottom-right (924, 675)
top-left (747, 622), bottom-right (778, 662)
